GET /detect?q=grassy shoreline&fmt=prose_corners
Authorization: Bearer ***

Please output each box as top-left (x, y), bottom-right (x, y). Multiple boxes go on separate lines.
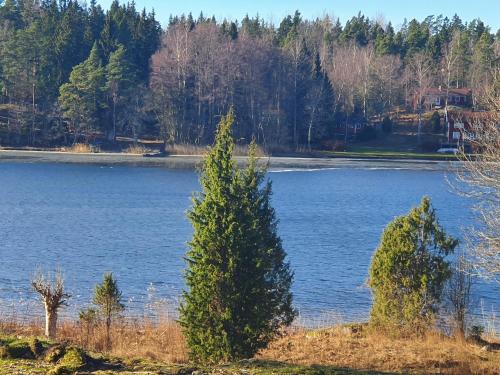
top-left (1, 318), bottom-right (499, 374)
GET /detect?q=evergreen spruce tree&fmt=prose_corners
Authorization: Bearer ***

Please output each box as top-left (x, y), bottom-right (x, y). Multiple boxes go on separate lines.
top-left (369, 197), bottom-right (458, 332)
top-left (107, 44), bottom-right (133, 142)
top-left (179, 110), bottom-right (295, 363)
top-left (59, 42), bottom-right (107, 143)
top-left (93, 273), bottom-right (124, 350)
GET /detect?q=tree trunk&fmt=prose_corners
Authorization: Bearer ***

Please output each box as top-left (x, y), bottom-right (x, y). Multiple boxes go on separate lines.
top-left (45, 304), bottom-right (57, 340)
top-left (112, 98), bottom-right (117, 143)
top-left (105, 316), bottom-right (111, 350)
top-left (31, 82), bottom-right (36, 146)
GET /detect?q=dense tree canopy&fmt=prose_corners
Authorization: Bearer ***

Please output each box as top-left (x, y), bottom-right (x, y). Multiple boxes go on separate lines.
top-left (0, 1), bottom-right (498, 149)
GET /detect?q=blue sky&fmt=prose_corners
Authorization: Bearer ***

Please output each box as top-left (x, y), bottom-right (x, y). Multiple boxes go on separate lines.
top-left (96, 0), bottom-right (500, 31)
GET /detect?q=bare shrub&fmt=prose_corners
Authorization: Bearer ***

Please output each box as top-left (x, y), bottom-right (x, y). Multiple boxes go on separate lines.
top-left (457, 115), bottom-right (500, 283)
top-left (445, 253), bottom-right (473, 338)
top-left (31, 270), bottom-right (71, 339)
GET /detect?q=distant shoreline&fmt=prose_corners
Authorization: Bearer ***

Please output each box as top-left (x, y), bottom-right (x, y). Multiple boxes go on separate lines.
top-left (0, 149), bottom-right (461, 171)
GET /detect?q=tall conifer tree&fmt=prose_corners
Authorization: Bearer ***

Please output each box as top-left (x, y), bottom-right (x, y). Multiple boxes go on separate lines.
top-left (180, 110), bottom-right (295, 363)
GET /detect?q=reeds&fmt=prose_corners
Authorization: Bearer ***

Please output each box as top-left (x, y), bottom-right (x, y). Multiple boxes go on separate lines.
top-left (60, 143), bottom-right (92, 153)
top-left (124, 144), bottom-right (149, 155)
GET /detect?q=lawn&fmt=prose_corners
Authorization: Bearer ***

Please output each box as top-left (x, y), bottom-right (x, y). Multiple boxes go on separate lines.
top-left (322, 147), bottom-right (459, 160)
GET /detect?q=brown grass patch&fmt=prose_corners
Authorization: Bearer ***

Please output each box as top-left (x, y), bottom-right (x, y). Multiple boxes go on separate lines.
top-left (60, 143), bottom-right (92, 153)
top-left (260, 326), bottom-right (500, 374)
top-left (124, 144), bottom-right (149, 155)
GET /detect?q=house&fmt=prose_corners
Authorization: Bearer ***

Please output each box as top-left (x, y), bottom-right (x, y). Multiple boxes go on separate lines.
top-left (447, 110), bottom-right (495, 145)
top-left (422, 87), bottom-right (471, 109)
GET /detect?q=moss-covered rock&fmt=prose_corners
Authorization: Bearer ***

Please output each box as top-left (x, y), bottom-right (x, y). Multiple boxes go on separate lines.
top-left (0, 339), bottom-right (35, 359)
top-left (48, 346), bottom-right (88, 375)
top-left (44, 344), bottom-right (67, 364)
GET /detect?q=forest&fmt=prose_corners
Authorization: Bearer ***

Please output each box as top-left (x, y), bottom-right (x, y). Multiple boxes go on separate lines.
top-left (0, 0), bottom-right (498, 151)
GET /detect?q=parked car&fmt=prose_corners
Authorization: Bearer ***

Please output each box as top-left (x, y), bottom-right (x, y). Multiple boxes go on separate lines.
top-left (437, 147), bottom-right (459, 154)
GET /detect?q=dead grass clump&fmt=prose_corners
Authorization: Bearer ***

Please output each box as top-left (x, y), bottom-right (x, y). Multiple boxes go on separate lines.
top-left (61, 143), bottom-right (92, 153)
top-left (124, 144), bottom-right (148, 155)
top-left (233, 144), bottom-right (267, 157)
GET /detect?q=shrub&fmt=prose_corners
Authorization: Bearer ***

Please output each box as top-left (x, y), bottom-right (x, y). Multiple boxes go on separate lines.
top-left (445, 254), bottom-right (472, 338)
top-left (179, 110), bottom-right (295, 363)
top-left (368, 197), bottom-right (458, 333)
top-left (381, 116), bottom-right (393, 134)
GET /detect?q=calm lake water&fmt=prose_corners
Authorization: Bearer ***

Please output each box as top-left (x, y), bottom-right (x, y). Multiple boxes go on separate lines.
top-left (0, 162), bottom-right (498, 326)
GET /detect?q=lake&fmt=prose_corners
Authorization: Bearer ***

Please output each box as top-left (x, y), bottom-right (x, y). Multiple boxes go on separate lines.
top-left (0, 162), bottom-right (498, 327)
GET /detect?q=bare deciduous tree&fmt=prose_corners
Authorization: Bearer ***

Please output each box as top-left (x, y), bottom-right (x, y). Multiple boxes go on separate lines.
top-left (441, 31), bottom-right (461, 132)
top-left (457, 111), bottom-right (499, 283)
top-left (446, 253), bottom-right (473, 338)
top-left (32, 270), bottom-right (71, 339)
top-left (407, 52), bottom-right (433, 142)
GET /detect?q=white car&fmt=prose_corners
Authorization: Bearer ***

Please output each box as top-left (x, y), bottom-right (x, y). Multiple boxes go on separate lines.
top-left (437, 147), bottom-right (459, 154)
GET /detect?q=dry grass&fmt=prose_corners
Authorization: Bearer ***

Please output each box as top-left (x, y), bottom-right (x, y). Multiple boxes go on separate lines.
top-left (166, 143), bottom-right (267, 157)
top-left (0, 317), bottom-right (188, 364)
top-left (60, 143), bottom-right (92, 153)
top-left (2, 317), bottom-right (498, 373)
top-left (260, 326), bottom-right (500, 374)
top-left (124, 144), bottom-right (149, 155)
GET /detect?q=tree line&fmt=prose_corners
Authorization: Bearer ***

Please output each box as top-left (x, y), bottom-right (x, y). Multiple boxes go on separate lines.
top-left (0, 0), bottom-right (161, 145)
top-left (0, 1), bottom-right (499, 150)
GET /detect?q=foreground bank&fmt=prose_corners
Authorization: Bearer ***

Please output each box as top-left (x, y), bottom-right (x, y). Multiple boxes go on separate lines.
top-left (0, 149), bottom-right (460, 171)
top-left (1, 324), bottom-right (499, 375)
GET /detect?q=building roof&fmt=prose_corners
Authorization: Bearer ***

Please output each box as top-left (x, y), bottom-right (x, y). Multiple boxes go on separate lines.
top-left (424, 87), bottom-right (471, 96)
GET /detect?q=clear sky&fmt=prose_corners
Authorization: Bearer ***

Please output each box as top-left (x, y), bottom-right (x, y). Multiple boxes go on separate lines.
top-left (95, 0), bottom-right (500, 31)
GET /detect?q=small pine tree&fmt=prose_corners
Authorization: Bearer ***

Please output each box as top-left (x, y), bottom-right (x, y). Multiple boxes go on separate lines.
top-left (93, 273), bottom-right (124, 350)
top-left (179, 110), bottom-right (295, 363)
top-left (369, 197), bottom-right (458, 333)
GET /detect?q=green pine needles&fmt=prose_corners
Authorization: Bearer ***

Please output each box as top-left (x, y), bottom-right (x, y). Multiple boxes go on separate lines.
top-left (93, 273), bottom-right (124, 350)
top-left (369, 197), bottom-right (458, 333)
top-left (179, 110), bottom-right (296, 363)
